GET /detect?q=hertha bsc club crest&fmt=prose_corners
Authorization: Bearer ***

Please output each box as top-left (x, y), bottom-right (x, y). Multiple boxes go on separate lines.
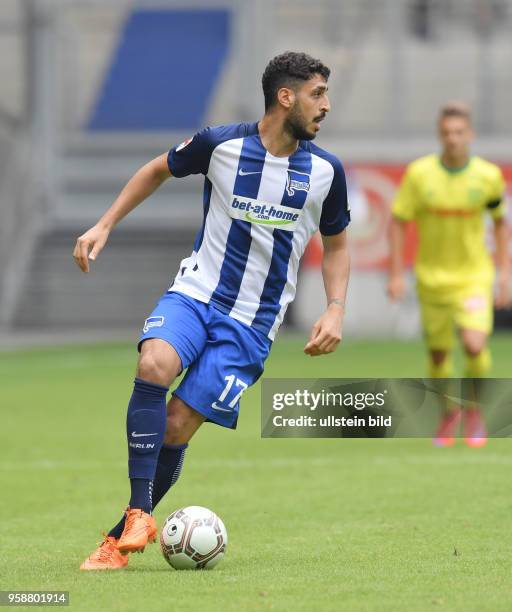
top-left (286, 169), bottom-right (310, 196)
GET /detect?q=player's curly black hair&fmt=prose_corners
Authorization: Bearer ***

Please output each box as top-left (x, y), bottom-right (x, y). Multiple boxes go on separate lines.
top-left (261, 51), bottom-right (330, 112)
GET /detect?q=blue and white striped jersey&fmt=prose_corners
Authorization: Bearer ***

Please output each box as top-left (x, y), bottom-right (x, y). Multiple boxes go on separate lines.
top-left (167, 122), bottom-right (350, 340)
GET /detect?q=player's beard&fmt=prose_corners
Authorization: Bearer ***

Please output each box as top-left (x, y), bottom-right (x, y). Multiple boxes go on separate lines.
top-left (284, 103), bottom-right (317, 141)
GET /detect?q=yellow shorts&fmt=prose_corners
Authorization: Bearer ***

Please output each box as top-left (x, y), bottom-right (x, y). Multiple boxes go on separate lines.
top-left (419, 287), bottom-right (493, 350)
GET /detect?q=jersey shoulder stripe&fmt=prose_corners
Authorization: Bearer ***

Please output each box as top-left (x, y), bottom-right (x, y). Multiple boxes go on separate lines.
top-left (167, 122), bottom-right (258, 178)
top-left (305, 141), bottom-right (350, 235)
top-left (305, 141), bottom-right (343, 170)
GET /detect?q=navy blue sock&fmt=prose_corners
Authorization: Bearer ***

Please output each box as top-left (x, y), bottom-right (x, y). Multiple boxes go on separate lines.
top-left (108, 443), bottom-right (187, 539)
top-left (152, 443), bottom-right (188, 507)
top-left (127, 378), bottom-right (167, 512)
top-left (129, 478), bottom-right (153, 514)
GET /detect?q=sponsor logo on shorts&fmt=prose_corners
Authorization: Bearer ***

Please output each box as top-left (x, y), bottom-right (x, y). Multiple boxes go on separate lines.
top-left (211, 402), bottom-right (233, 413)
top-left (229, 195), bottom-right (302, 231)
top-left (143, 316), bottom-right (165, 333)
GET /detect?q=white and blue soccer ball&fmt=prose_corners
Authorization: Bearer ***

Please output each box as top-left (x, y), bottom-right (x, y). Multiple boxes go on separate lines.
top-left (160, 506), bottom-right (227, 570)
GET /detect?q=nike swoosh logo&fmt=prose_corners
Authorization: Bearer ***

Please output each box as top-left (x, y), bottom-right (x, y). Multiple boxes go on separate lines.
top-left (131, 431), bottom-right (159, 438)
top-left (211, 402), bottom-right (233, 412)
top-left (238, 169), bottom-right (262, 176)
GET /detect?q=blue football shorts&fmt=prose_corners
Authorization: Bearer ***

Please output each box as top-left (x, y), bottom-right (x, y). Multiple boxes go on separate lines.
top-left (138, 291), bottom-right (272, 429)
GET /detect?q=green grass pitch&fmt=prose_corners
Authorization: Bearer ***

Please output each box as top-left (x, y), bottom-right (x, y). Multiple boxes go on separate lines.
top-left (1, 334), bottom-right (512, 611)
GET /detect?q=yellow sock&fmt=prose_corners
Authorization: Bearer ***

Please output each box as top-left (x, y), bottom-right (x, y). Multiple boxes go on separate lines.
top-left (464, 348), bottom-right (491, 378)
top-left (428, 354), bottom-right (453, 378)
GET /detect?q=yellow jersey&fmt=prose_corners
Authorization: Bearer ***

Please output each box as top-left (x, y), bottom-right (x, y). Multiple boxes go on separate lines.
top-left (392, 154), bottom-right (506, 299)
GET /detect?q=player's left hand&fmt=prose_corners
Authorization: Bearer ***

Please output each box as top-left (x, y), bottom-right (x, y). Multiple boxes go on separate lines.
top-left (495, 272), bottom-right (511, 309)
top-left (304, 304), bottom-right (343, 356)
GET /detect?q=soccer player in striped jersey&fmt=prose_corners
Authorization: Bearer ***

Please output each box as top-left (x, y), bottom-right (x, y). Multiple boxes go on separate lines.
top-left (74, 51), bottom-right (350, 570)
top-left (388, 102), bottom-right (509, 447)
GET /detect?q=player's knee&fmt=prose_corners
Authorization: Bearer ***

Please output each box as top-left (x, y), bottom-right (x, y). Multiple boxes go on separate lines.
top-left (463, 340), bottom-right (485, 357)
top-left (137, 351), bottom-right (171, 386)
top-left (461, 329), bottom-right (487, 358)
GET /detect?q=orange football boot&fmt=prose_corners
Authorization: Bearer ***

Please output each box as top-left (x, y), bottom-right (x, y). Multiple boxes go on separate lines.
top-left (80, 534), bottom-right (129, 571)
top-left (463, 408), bottom-right (488, 448)
top-left (433, 408), bottom-right (461, 447)
top-left (117, 507), bottom-right (157, 553)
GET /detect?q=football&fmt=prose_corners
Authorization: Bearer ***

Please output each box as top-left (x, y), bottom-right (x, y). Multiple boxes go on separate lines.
top-left (160, 506), bottom-right (228, 569)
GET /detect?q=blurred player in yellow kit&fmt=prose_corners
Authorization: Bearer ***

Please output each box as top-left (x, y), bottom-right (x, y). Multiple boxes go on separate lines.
top-left (388, 102), bottom-right (509, 447)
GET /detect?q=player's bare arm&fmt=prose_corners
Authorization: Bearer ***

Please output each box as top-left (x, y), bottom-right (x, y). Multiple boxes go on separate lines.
top-left (494, 216), bottom-right (510, 309)
top-left (73, 153), bottom-right (171, 273)
top-left (304, 229), bottom-right (349, 356)
top-left (387, 216), bottom-right (407, 301)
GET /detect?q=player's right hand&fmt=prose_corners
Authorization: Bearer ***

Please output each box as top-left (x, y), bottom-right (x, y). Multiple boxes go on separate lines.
top-left (387, 274), bottom-right (406, 301)
top-left (73, 224), bottom-right (110, 273)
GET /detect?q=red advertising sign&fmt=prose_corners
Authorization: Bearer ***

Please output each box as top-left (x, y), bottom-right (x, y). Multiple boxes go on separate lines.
top-left (303, 163), bottom-right (512, 270)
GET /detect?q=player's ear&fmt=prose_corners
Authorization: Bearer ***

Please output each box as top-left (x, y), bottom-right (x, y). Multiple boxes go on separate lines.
top-left (277, 87), bottom-right (295, 110)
